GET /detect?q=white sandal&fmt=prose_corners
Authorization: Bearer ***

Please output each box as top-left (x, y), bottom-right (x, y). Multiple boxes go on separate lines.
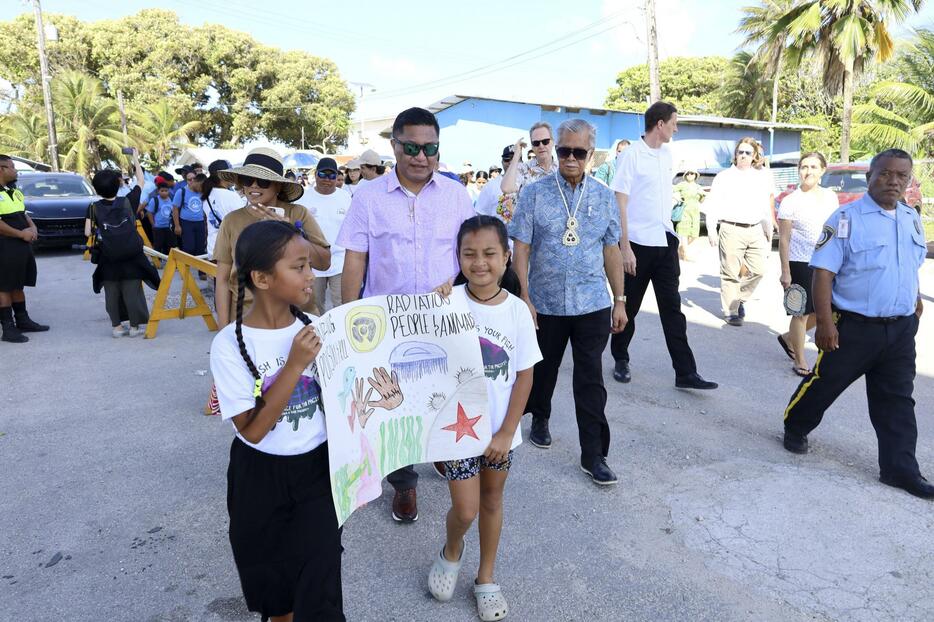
top-left (474, 582), bottom-right (508, 621)
top-left (427, 540), bottom-right (464, 602)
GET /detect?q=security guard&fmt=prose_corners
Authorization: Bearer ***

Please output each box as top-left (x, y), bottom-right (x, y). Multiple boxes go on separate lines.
top-left (0, 154), bottom-right (49, 343)
top-left (783, 148), bottom-right (931, 499)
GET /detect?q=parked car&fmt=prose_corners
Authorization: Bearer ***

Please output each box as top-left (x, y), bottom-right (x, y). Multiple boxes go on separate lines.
top-left (775, 164), bottom-right (923, 212)
top-left (18, 172), bottom-right (98, 246)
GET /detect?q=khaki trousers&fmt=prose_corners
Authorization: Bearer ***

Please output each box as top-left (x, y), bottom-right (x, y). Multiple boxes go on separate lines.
top-left (313, 274), bottom-right (343, 313)
top-left (718, 222), bottom-right (769, 316)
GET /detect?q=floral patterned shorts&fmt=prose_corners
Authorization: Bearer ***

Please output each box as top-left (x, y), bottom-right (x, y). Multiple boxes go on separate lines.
top-left (443, 451), bottom-right (514, 481)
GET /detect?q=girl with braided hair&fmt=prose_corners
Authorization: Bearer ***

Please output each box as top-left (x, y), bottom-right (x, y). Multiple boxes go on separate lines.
top-left (209, 219), bottom-right (344, 622)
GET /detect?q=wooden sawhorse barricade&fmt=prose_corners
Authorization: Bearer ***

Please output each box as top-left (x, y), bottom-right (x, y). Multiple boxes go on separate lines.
top-left (145, 248), bottom-right (217, 339)
top-left (83, 221), bottom-right (163, 268)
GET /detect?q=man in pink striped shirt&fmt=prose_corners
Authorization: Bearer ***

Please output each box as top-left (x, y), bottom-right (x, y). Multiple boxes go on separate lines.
top-left (337, 107), bottom-right (475, 523)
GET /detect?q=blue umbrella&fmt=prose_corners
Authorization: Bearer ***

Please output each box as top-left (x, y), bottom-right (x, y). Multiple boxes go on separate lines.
top-left (283, 152), bottom-right (320, 170)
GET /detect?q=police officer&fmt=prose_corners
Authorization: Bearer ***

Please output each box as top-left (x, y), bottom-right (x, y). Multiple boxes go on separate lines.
top-left (782, 148), bottom-right (931, 499)
top-left (0, 155), bottom-right (49, 343)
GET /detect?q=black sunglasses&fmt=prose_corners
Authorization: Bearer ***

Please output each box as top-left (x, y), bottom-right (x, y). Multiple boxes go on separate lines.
top-left (736, 149), bottom-right (755, 156)
top-left (238, 174), bottom-right (273, 189)
top-left (316, 171), bottom-right (338, 180)
top-left (556, 146), bottom-right (589, 161)
top-left (531, 138), bottom-right (551, 147)
top-left (395, 140), bottom-right (440, 157)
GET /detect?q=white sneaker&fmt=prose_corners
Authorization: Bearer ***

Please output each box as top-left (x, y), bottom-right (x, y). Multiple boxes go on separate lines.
top-left (127, 326), bottom-right (142, 338)
top-left (112, 325), bottom-right (129, 338)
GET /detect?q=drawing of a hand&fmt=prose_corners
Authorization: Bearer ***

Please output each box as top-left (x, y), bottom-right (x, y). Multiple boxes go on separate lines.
top-left (353, 377), bottom-right (375, 429)
top-left (366, 367), bottom-right (404, 411)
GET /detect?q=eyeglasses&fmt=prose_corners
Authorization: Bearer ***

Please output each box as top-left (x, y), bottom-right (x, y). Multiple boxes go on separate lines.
top-left (238, 174), bottom-right (273, 189)
top-left (556, 146), bottom-right (589, 161)
top-left (531, 138), bottom-right (551, 147)
top-left (736, 149), bottom-right (755, 156)
top-left (316, 171), bottom-right (338, 180)
top-left (395, 140), bottom-right (440, 157)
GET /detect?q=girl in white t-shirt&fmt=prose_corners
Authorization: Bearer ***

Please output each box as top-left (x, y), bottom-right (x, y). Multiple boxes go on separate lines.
top-left (209, 220), bottom-right (344, 622)
top-left (428, 215), bottom-right (542, 621)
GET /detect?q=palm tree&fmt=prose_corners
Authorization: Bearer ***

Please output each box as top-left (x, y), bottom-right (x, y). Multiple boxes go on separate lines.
top-left (129, 101), bottom-right (201, 168)
top-left (0, 110), bottom-right (48, 163)
top-left (52, 71), bottom-right (126, 176)
top-left (853, 28), bottom-right (934, 156)
top-left (737, 0), bottom-right (800, 136)
top-left (720, 51), bottom-right (773, 120)
top-left (774, 0), bottom-right (924, 162)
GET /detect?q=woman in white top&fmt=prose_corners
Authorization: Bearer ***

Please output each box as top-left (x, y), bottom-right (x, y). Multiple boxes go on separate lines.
top-left (706, 137), bottom-right (776, 325)
top-left (776, 152), bottom-right (838, 376)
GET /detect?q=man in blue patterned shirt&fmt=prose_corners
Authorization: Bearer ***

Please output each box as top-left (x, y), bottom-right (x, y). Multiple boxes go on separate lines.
top-left (510, 119), bottom-right (628, 486)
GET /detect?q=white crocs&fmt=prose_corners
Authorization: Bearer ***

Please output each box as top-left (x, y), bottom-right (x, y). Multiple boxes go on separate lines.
top-left (427, 540), bottom-right (464, 602)
top-left (474, 582), bottom-right (508, 621)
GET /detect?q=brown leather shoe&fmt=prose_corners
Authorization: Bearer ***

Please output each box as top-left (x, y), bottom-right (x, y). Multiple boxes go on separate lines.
top-left (392, 488), bottom-right (418, 522)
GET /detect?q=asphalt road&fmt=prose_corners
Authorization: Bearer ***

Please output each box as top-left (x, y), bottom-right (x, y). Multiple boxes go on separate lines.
top-left (2, 243), bottom-right (933, 622)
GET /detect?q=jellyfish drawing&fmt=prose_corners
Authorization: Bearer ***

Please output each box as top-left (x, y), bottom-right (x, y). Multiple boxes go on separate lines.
top-left (389, 342), bottom-right (449, 383)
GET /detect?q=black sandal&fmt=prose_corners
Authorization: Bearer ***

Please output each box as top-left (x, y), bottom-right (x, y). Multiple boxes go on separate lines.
top-left (777, 335), bottom-right (795, 361)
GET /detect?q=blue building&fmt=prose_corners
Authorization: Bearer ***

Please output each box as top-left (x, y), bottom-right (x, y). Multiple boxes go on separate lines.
top-left (423, 94), bottom-right (819, 174)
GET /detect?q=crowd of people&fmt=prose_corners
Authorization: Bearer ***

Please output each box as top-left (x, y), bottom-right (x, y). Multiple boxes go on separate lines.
top-left (1, 98), bottom-right (929, 622)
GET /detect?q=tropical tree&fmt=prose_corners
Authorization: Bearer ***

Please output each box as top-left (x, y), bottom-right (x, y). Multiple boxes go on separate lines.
top-left (774, 0), bottom-right (924, 162)
top-left (52, 71), bottom-right (125, 176)
top-left (853, 28), bottom-right (934, 156)
top-left (737, 0), bottom-right (800, 129)
top-left (129, 100), bottom-right (201, 167)
top-left (720, 51), bottom-right (773, 120)
top-left (0, 110), bottom-right (48, 163)
top-left (605, 56), bottom-right (731, 114)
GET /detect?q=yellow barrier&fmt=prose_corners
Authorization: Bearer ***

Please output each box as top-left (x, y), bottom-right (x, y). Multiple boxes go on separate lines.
top-left (145, 248), bottom-right (218, 339)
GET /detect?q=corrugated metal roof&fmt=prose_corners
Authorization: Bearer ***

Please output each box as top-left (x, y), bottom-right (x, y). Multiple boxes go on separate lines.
top-left (426, 94), bottom-right (823, 132)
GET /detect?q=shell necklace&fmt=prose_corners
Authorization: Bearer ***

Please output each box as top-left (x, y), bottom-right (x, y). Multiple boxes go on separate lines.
top-left (555, 172), bottom-right (586, 246)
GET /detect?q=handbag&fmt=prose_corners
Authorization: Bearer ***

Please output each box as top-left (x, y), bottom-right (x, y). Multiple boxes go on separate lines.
top-left (671, 202), bottom-right (685, 223)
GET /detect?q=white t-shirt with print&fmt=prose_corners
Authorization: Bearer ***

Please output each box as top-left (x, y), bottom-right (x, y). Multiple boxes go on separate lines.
top-left (777, 187), bottom-right (839, 262)
top-left (210, 316), bottom-right (327, 456)
top-left (204, 187), bottom-right (246, 258)
top-left (459, 286), bottom-right (542, 450)
top-left (297, 187), bottom-right (351, 278)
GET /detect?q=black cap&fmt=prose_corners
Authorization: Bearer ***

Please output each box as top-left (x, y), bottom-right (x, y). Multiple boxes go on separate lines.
top-left (208, 160), bottom-right (231, 176)
top-left (317, 157), bottom-right (338, 173)
top-left (501, 145), bottom-right (515, 159)
top-left (174, 165), bottom-right (191, 175)
top-left (157, 170), bottom-right (175, 182)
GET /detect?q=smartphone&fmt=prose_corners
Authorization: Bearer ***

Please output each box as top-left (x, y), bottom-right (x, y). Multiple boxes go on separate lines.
top-left (268, 207), bottom-right (285, 217)
top-left (121, 147), bottom-right (134, 155)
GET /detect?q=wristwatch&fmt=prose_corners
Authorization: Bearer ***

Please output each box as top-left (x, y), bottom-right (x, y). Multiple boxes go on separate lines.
top-left (614, 295), bottom-right (627, 303)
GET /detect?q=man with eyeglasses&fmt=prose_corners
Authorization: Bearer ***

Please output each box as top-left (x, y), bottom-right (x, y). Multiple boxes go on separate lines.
top-left (509, 119), bottom-right (628, 486)
top-left (500, 122), bottom-right (558, 204)
top-left (297, 157), bottom-right (350, 311)
top-left (337, 107), bottom-right (475, 523)
top-left (610, 101), bottom-right (717, 391)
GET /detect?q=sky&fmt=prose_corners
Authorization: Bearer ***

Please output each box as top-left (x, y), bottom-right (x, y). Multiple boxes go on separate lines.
top-left (11, 0), bottom-right (934, 121)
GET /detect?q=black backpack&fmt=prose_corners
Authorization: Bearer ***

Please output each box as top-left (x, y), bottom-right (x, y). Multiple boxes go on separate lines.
top-left (91, 197), bottom-right (144, 262)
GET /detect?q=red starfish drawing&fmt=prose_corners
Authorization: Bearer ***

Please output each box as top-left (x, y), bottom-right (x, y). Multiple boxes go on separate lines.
top-left (442, 403), bottom-right (482, 443)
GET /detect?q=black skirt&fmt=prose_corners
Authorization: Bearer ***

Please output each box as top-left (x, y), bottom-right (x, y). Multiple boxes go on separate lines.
top-left (788, 261), bottom-right (814, 315)
top-left (0, 212), bottom-right (37, 291)
top-left (227, 438), bottom-right (344, 621)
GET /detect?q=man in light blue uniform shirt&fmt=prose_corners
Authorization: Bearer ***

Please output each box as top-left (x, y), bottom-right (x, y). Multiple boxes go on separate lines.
top-left (783, 149), bottom-right (931, 499)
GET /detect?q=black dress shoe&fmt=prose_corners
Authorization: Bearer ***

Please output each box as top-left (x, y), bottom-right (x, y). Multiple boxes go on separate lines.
top-left (581, 458), bottom-right (618, 486)
top-left (726, 315), bottom-right (744, 327)
top-left (738, 302), bottom-right (746, 318)
top-left (879, 473), bottom-right (934, 499)
top-left (783, 430), bottom-right (808, 454)
top-left (529, 417), bottom-right (551, 448)
top-left (675, 373), bottom-right (718, 390)
top-left (15, 315), bottom-right (49, 332)
top-left (612, 360), bottom-right (631, 383)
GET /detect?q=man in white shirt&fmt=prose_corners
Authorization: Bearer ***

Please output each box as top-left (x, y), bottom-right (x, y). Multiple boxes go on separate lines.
top-left (474, 145), bottom-right (514, 219)
top-left (352, 149), bottom-right (385, 192)
top-left (297, 157), bottom-right (350, 312)
top-left (610, 101), bottom-right (717, 390)
top-left (203, 159), bottom-right (246, 259)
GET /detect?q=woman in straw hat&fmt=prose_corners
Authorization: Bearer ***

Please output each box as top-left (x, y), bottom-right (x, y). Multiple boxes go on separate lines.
top-left (213, 147), bottom-right (331, 327)
top-left (673, 169), bottom-right (704, 260)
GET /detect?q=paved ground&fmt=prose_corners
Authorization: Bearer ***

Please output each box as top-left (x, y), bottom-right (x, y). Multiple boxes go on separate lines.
top-left (3, 242), bottom-right (934, 622)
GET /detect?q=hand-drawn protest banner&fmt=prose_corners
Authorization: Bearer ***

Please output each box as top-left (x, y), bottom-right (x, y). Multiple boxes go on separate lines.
top-left (313, 289), bottom-right (490, 526)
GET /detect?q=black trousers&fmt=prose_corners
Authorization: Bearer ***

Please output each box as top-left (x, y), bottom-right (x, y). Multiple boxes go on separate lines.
top-left (610, 233), bottom-right (697, 377)
top-left (527, 307), bottom-right (611, 463)
top-left (784, 312), bottom-right (921, 479)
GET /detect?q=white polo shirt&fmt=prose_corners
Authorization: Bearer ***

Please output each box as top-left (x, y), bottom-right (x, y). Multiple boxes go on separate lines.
top-left (611, 137), bottom-right (676, 247)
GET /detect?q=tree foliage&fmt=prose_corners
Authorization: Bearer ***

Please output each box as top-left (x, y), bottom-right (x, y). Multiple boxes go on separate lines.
top-left (605, 56), bottom-right (731, 114)
top-left (0, 9), bottom-right (355, 156)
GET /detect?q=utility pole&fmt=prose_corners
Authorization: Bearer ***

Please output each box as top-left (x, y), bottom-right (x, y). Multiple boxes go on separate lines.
top-left (348, 81), bottom-right (375, 147)
top-left (301, 125), bottom-right (305, 151)
top-left (32, 0), bottom-right (59, 171)
top-left (644, 0), bottom-right (661, 104)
